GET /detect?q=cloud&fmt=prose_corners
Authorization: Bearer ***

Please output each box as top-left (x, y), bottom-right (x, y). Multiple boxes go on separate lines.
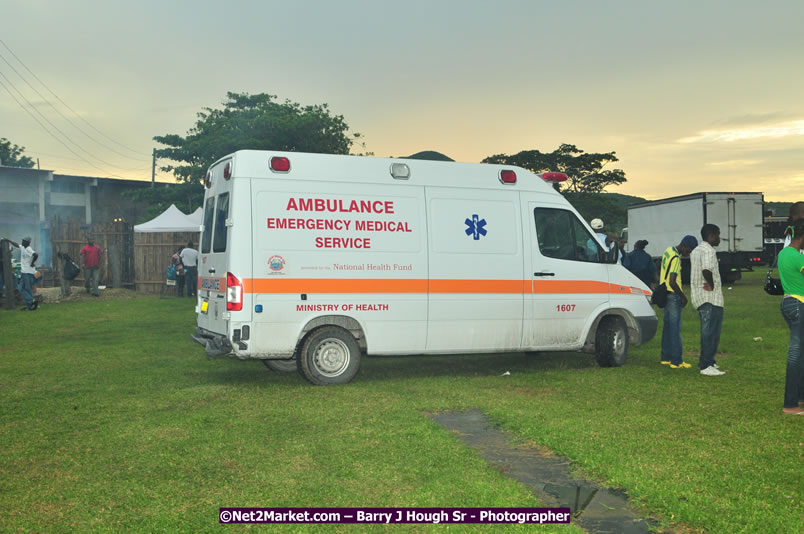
top-left (708, 159), bottom-right (761, 168)
top-left (678, 120), bottom-right (804, 144)
top-left (712, 112), bottom-right (791, 127)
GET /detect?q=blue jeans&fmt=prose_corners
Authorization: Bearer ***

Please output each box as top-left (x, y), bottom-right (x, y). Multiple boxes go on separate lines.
top-left (697, 303), bottom-right (724, 370)
top-left (661, 293), bottom-right (683, 365)
top-left (185, 266), bottom-right (197, 297)
top-left (84, 266), bottom-right (100, 296)
top-left (19, 273), bottom-right (36, 308)
top-left (781, 297), bottom-right (803, 408)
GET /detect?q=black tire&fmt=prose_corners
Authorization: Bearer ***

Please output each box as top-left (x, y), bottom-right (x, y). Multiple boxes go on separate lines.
top-left (595, 316), bottom-right (628, 367)
top-left (298, 327), bottom-right (361, 385)
top-left (262, 358), bottom-right (297, 373)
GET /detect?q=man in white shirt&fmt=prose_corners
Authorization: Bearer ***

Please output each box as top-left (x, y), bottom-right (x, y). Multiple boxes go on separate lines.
top-left (690, 224), bottom-right (725, 376)
top-left (180, 241), bottom-right (199, 298)
top-left (7, 237), bottom-right (39, 311)
top-left (587, 218), bottom-right (613, 261)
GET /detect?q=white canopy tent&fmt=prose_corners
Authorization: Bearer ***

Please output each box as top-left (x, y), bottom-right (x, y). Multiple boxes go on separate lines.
top-left (134, 204), bottom-right (202, 233)
top-left (187, 207), bottom-right (203, 227)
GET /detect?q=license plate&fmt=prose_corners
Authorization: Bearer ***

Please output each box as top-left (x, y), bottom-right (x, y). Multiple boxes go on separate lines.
top-left (201, 300), bottom-right (209, 313)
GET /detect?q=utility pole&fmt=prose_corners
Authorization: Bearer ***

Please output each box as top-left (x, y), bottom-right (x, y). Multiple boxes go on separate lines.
top-left (151, 148), bottom-right (156, 187)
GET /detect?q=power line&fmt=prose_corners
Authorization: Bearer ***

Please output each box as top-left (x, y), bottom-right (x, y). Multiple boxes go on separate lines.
top-left (0, 74), bottom-right (127, 179)
top-left (0, 67), bottom-right (139, 172)
top-left (0, 49), bottom-right (149, 164)
top-left (0, 39), bottom-right (150, 158)
top-left (30, 150), bottom-right (152, 172)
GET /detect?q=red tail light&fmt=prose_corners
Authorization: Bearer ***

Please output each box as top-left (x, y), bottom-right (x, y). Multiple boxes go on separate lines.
top-left (226, 272), bottom-right (243, 311)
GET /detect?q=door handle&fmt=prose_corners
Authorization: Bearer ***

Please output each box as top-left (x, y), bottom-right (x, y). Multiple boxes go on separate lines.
top-left (533, 271), bottom-right (555, 276)
top-left (208, 268), bottom-right (216, 274)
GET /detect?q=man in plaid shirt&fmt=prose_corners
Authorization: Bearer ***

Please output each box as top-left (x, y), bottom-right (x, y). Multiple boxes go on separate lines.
top-left (690, 224), bottom-right (726, 376)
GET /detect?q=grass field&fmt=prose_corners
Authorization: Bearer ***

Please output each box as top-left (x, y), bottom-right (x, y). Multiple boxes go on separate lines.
top-left (0, 271), bottom-right (801, 533)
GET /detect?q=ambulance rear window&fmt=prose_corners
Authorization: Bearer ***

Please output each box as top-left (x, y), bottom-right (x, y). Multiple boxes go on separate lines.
top-left (212, 193), bottom-right (230, 253)
top-left (201, 198), bottom-right (215, 253)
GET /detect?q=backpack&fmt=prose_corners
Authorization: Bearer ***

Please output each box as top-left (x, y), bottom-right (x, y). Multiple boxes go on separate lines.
top-left (651, 255), bottom-right (677, 308)
top-left (63, 254), bottom-right (81, 281)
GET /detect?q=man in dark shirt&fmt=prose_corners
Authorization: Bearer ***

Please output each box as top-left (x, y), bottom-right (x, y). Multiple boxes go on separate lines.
top-left (623, 240), bottom-right (656, 287)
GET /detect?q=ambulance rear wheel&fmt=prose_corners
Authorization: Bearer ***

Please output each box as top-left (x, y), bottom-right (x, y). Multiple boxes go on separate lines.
top-left (262, 358), bottom-right (297, 373)
top-left (299, 327), bottom-right (361, 385)
top-left (595, 316), bottom-right (628, 367)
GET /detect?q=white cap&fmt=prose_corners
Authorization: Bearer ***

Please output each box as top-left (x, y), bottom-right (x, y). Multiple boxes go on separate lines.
top-left (590, 218), bottom-right (604, 230)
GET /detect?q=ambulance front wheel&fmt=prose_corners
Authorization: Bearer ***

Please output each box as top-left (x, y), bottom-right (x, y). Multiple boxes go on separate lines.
top-left (595, 316), bottom-right (628, 367)
top-left (299, 326), bottom-right (361, 385)
top-left (262, 358), bottom-right (297, 373)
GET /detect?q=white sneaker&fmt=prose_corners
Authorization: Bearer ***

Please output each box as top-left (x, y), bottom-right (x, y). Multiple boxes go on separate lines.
top-left (713, 364), bottom-right (720, 370)
top-left (700, 365), bottom-right (725, 376)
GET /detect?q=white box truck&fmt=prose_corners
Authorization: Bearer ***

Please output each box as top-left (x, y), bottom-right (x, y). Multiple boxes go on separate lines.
top-left (627, 192), bottom-right (764, 283)
top-left (191, 150), bottom-right (657, 385)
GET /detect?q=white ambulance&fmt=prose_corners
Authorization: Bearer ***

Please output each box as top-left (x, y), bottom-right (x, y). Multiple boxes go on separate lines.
top-left (191, 150), bottom-right (657, 385)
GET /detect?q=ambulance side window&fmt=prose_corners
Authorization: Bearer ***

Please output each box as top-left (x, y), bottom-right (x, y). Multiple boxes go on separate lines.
top-left (201, 198), bottom-right (215, 254)
top-left (212, 193), bottom-right (230, 253)
top-left (533, 208), bottom-right (603, 263)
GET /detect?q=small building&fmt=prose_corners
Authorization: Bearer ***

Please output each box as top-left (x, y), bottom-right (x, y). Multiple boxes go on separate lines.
top-left (0, 165), bottom-right (154, 267)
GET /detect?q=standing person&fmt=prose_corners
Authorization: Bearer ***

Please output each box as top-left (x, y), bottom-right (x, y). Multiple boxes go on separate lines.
top-left (590, 218), bottom-right (612, 249)
top-left (171, 246), bottom-right (185, 297)
top-left (56, 251), bottom-right (78, 297)
top-left (587, 218), bottom-right (613, 260)
top-left (0, 239), bottom-right (9, 299)
top-left (659, 235), bottom-right (698, 369)
top-left (690, 224), bottom-right (726, 377)
top-left (7, 237), bottom-right (38, 311)
top-left (779, 219), bottom-right (804, 414)
top-left (80, 238), bottom-right (103, 297)
top-left (180, 241), bottom-right (199, 298)
top-left (623, 240), bottom-right (656, 287)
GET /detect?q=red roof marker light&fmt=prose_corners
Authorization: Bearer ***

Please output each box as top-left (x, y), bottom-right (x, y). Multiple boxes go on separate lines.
top-left (499, 170), bottom-right (517, 184)
top-left (223, 162), bottom-right (231, 179)
top-left (271, 156), bottom-right (291, 172)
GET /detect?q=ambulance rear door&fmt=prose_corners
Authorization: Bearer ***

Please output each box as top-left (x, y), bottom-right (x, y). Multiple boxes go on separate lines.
top-left (197, 158), bottom-right (250, 336)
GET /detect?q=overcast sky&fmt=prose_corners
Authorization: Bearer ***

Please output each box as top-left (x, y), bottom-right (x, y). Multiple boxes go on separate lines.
top-left (2, 0), bottom-right (802, 201)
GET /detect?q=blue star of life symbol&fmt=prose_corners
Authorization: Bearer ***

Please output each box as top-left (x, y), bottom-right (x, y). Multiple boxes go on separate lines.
top-left (464, 214), bottom-right (487, 240)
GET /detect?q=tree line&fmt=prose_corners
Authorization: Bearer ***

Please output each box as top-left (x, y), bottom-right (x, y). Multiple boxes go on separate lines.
top-left (4, 92), bottom-right (628, 225)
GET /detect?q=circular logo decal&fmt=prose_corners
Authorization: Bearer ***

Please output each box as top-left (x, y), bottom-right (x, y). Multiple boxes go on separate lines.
top-left (268, 255), bottom-right (286, 272)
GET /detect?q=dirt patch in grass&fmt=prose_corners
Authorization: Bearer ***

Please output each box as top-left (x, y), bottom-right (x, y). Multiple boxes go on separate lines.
top-left (34, 287), bottom-right (138, 304)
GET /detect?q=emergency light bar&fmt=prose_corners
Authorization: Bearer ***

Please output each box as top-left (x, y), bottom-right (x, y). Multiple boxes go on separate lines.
top-left (540, 172), bottom-right (568, 182)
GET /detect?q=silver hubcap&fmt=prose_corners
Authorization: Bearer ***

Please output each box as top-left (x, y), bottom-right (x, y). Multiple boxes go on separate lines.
top-left (313, 338), bottom-right (350, 377)
top-left (613, 328), bottom-right (626, 355)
